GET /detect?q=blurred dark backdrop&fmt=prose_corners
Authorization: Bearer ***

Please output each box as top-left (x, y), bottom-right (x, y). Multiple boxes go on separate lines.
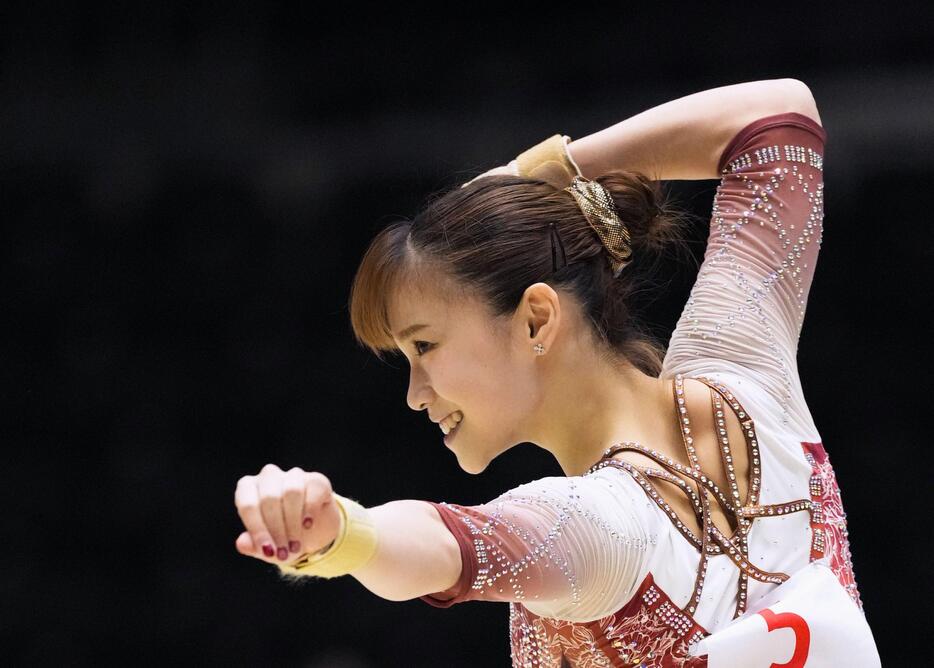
top-left (3, 2), bottom-right (931, 665)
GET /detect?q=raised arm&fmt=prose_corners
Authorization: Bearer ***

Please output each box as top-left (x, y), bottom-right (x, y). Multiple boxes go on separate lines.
top-left (660, 108), bottom-right (828, 430)
top-left (565, 78), bottom-right (821, 181)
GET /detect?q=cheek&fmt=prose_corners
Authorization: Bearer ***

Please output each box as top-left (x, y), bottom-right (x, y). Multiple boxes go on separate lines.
top-left (469, 356), bottom-right (537, 423)
top-left (440, 336), bottom-right (538, 428)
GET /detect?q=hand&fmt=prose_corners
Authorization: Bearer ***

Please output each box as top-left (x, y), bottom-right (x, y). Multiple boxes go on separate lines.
top-left (234, 464), bottom-right (342, 565)
top-left (460, 158), bottom-right (519, 188)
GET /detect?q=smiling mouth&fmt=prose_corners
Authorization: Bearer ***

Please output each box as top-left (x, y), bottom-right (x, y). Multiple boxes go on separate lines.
top-left (443, 417), bottom-right (462, 443)
top-left (439, 411), bottom-right (463, 435)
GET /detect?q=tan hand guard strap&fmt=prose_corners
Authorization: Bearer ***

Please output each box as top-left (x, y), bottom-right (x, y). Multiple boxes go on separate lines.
top-left (278, 492), bottom-right (379, 579)
top-left (515, 133), bottom-right (583, 190)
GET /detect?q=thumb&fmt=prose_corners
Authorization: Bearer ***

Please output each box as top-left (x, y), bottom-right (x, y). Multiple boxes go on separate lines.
top-left (235, 531), bottom-right (257, 556)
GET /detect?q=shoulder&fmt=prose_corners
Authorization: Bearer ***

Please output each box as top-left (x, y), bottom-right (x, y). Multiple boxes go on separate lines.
top-left (506, 467), bottom-right (651, 510)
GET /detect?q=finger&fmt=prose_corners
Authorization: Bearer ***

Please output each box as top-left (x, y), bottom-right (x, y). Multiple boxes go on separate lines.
top-left (257, 464), bottom-right (290, 561)
top-left (281, 467), bottom-right (307, 555)
top-left (302, 472), bottom-right (335, 548)
top-left (235, 476), bottom-right (276, 561)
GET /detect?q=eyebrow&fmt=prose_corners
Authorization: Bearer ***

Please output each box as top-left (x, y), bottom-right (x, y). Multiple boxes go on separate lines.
top-left (394, 323), bottom-right (430, 342)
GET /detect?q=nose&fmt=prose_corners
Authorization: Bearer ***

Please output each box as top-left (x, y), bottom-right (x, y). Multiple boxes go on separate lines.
top-left (406, 364), bottom-right (434, 412)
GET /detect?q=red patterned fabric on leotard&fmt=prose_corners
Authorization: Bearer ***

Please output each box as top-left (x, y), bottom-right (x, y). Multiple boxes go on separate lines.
top-left (801, 441), bottom-right (862, 609)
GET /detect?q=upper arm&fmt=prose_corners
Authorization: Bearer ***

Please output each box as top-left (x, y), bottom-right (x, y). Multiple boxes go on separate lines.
top-left (419, 501), bottom-right (465, 600)
top-left (662, 107), bottom-right (828, 429)
top-left (417, 469), bottom-right (660, 623)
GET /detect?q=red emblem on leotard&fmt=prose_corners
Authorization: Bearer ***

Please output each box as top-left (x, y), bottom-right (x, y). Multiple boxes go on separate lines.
top-left (758, 608), bottom-right (810, 668)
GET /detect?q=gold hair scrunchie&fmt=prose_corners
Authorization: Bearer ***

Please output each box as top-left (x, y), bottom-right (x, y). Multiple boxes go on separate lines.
top-left (515, 134), bottom-right (633, 277)
top-left (564, 175), bottom-right (633, 277)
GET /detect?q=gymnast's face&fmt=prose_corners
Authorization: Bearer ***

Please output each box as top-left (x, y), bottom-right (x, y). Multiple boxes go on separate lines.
top-left (387, 275), bottom-right (550, 474)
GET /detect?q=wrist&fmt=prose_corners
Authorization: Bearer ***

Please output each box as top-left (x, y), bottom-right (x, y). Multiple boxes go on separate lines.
top-left (278, 493), bottom-right (379, 580)
top-left (312, 538), bottom-right (337, 556)
top-left (562, 135), bottom-right (584, 178)
top-left (515, 133), bottom-right (582, 190)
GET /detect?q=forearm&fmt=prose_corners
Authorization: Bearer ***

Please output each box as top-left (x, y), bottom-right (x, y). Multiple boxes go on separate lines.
top-left (348, 499), bottom-right (461, 602)
top-left (566, 78), bottom-right (820, 181)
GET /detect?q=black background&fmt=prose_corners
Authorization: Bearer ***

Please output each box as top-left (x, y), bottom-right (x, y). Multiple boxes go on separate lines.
top-left (4, 3), bottom-right (931, 665)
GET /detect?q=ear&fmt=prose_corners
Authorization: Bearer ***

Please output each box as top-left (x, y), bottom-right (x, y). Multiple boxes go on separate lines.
top-left (520, 283), bottom-right (561, 352)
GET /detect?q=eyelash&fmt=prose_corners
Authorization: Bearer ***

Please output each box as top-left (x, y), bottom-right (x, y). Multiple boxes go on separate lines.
top-left (413, 340), bottom-right (433, 357)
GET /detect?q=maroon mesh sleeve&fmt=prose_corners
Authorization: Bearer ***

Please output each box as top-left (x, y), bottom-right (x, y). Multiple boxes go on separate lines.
top-left (418, 501), bottom-right (479, 607)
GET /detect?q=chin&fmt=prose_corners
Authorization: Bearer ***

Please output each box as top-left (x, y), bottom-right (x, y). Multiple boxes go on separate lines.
top-left (455, 450), bottom-right (491, 475)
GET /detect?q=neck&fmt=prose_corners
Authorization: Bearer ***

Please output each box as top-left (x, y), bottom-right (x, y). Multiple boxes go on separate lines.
top-left (531, 354), bottom-right (679, 476)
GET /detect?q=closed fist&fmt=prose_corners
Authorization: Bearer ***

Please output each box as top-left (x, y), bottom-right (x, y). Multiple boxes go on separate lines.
top-left (234, 464), bottom-right (341, 565)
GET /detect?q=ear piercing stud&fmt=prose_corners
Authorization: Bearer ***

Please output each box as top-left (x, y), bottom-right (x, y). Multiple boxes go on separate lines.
top-left (533, 343), bottom-right (545, 355)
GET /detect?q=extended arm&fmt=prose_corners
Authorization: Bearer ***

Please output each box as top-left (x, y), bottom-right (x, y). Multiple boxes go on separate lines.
top-left (348, 499), bottom-right (462, 602)
top-left (566, 78), bottom-right (821, 181)
top-left (349, 468), bottom-right (660, 623)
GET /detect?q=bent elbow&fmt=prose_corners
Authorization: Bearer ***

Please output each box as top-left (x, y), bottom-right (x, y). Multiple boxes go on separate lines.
top-left (781, 78), bottom-right (822, 127)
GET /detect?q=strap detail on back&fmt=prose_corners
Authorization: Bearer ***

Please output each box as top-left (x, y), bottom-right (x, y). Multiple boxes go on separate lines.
top-left (587, 374), bottom-right (814, 620)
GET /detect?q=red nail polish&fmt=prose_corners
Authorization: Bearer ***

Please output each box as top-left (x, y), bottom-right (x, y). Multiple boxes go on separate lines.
top-left (262, 543), bottom-right (274, 557)
top-left (289, 540), bottom-right (301, 553)
top-left (302, 517), bottom-right (313, 529)
top-left (277, 546), bottom-right (288, 561)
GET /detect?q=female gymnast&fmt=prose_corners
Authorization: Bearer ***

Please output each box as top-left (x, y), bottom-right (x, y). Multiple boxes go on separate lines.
top-left (233, 78), bottom-right (880, 666)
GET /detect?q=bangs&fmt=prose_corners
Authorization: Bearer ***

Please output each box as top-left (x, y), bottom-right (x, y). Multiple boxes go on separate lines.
top-left (348, 222), bottom-right (417, 360)
top-left (348, 220), bottom-right (472, 361)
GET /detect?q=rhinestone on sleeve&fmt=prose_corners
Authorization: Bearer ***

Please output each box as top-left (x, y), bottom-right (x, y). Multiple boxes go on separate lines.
top-left (422, 469), bottom-right (659, 616)
top-left (663, 113), bottom-right (827, 426)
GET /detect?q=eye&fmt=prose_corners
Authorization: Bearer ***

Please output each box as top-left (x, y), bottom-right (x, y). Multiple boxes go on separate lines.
top-left (413, 340), bottom-right (433, 357)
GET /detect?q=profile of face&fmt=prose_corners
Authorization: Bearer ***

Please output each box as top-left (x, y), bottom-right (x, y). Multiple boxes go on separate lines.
top-left (387, 276), bottom-right (553, 475)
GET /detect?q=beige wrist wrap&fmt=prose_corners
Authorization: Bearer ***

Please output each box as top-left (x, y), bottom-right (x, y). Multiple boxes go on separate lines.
top-left (277, 492), bottom-right (379, 579)
top-left (515, 133), bottom-right (583, 189)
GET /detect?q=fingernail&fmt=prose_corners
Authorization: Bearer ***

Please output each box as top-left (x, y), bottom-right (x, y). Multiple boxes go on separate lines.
top-left (277, 546), bottom-right (288, 561)
top-left (262, 543), bottom-right (274, 557)
top-left (289, 540), bottom-right (301, 553)
top-left (302, 517), bottom-right (313, 529)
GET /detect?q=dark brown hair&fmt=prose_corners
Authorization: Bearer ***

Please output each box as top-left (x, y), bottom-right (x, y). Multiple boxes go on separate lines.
top-left (348, 171), bottom-right (693, 376)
